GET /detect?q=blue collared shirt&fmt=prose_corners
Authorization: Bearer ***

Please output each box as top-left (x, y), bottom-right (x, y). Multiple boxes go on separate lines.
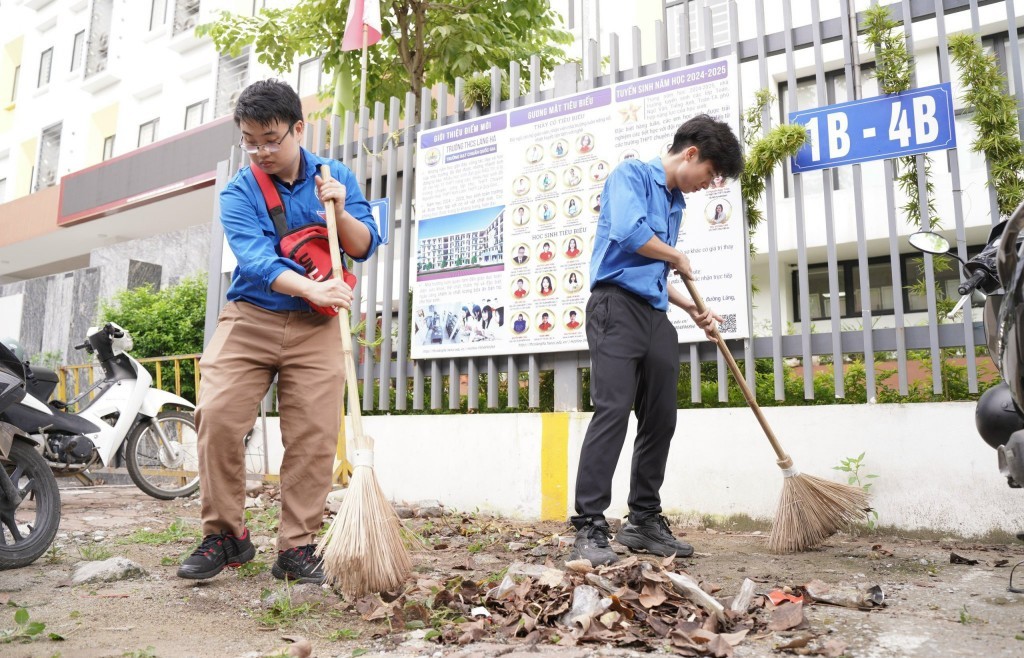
top-left (589, 157), bottom-right (685, 311)
top-left (220, 148), bottom-right (381, 311)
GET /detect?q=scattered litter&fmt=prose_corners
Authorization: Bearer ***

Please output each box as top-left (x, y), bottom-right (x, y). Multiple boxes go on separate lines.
top-left (803, 579), bottom-right (885, 609)
top-left (950, 552), bottom-right (979, 565)
top-left (729, 578), bottom-right (757, 613)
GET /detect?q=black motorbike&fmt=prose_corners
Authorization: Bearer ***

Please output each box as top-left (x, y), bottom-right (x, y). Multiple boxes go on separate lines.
top-left (909, 201), bottom-right (1024, 501)
top-left (0, 340), bottom-right (61, 570)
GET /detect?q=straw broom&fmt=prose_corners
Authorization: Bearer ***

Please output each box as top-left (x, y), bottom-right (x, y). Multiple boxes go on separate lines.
top-left (681, 277), bottom-right (871, 553)
top-left (315, 165), bottom-right (411, 595)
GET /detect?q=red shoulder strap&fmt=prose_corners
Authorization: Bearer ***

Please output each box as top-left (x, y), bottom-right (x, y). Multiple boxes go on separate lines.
top-left (249, 166), bottom-right (288, 236)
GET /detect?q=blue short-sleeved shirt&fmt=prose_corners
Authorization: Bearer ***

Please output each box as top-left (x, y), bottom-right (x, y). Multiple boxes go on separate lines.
top-left (220, 148), bottom-right (381, 312)
top-left (589, 157), bottom-right (686, 311)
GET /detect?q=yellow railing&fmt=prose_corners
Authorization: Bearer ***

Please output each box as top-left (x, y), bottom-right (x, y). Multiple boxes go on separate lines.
top-left (57, 354), bottom-right (202, 406)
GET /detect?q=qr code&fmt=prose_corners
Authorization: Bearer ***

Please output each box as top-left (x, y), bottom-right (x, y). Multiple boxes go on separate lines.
top-left (718, 313), bottom-right (737, 335)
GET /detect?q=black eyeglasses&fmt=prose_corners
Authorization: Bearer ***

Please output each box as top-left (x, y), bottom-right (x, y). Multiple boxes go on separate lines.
top-left (239, 122), bottom-right (295, 154)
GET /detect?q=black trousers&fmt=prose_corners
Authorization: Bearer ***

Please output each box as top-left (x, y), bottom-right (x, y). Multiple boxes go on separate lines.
top-left (572, 284), bottom-right (680, 528)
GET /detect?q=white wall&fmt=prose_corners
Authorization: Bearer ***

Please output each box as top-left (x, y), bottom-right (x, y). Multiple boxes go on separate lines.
top-left (253, 402), bottom-right (1024, 538)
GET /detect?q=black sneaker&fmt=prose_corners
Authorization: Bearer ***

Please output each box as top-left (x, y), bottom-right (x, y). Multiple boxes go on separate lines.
top-left (177, 529), bottom-right (256, 580)
top-left (272, 544), bottom-right (326, 585)
top-left (616, 515), bottom-right (694, 558)
top-left (567, 518), bottom-right (619, 566)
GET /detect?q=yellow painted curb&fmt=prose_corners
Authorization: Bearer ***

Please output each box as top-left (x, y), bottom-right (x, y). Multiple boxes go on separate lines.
top-left (540, 413), bottom-right (569, 521)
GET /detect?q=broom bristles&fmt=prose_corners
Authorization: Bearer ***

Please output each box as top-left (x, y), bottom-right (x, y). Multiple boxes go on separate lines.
top-left (315, 463), bottom-right (412, 597)
top-left (768, 473), bottom-right (871, 554)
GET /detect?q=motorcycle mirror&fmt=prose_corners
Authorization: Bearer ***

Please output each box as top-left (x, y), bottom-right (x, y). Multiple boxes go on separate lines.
top-left (909, 230), bottom-right (951, 255)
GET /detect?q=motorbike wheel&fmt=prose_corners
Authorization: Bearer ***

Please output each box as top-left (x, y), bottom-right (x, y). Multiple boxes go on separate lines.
top-left (125, 410), bottom-right (199, 500)
top-left (0, 440), bottom-right (61, 570)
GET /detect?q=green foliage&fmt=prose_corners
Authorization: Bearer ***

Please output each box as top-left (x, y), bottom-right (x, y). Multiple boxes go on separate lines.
top-left (77, 544), bottom-right (113, 561)
top-left (462, 70), bottom-right (529, 111)
top-left (255, 587), bottom-right (320, 627)
top-left (949, 34), bottom-right (1024, 216)
top-left (197, 0), bottom-right (572, 120)
top-left (1, 608), bottom-right (49, 644)
top-left (864, 4), bottom-right (941, 229)
top-left (98, 274), bottom-right (207, 402)
top-left (122, 648), bottom-right (157, 658)
top-left (739, 88), bottom-right (808, 255)
top-left (120, 518), bottom-right (201, 546)
top-left (834, 452), bottom-right (880, 529)
top-left (326, 628), bottom-right (360, 641)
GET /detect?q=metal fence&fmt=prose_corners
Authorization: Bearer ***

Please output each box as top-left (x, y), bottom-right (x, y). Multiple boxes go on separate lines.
top-left (206, 0), bottom-right (1022, 413)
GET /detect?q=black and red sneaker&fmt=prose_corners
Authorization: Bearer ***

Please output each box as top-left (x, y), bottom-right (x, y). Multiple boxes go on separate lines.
top-left (271, 544), bottom-right (325, 585)
top-left (176, 529), bottom-right (256, 580)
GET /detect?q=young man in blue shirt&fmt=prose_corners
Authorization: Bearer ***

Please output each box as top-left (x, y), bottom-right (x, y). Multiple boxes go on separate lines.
top-left (177, 80), bottom-right (381, 583)
top-left (569, 114), bottom-right (743, 566)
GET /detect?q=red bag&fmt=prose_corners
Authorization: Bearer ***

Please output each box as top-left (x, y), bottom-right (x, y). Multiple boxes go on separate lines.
top-left (250, 165), bottom-right (356, 316)
top-left (278, 224), bottom-right (357, 315)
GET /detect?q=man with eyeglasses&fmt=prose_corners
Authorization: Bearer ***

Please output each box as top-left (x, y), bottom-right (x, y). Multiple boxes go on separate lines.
top-left (177, 79), bottom-right (381, 585)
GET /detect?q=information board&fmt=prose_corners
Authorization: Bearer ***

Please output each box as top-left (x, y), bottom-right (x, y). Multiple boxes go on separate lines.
top-left (411, 56), bottom-right (748, 359)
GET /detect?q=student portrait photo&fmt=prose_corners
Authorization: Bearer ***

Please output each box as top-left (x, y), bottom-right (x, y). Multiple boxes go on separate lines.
top-left (537, 310), bottom-right (554, 332)
top-left (564, 236), bottom-right (582, 259)
top-left (511, 244), bottom-right (530, 265)
top-left (538, 275), bottom-right (555, 297)
top-left (526, 143), bottom-right (544, 164)
top-left (590, 160), bottom-right (610, 182)
top-left (564, 166), bottom-right (582, 188)
top-left (565, 307), bottom-right (583, 330)
top-left (513, 175), bottom-right (530, 196)
top-left (577, 133), bottom-right (595, 154)
top-left (538, 241), bottom-right (555, 262)
top-left (551, 139), bottom-right (569, 158)
top-left (512, 277), bottom-right (530, 299)
top-left (512, 205), bottom-right (530, 226)
top-left (512, 312), bottom-right (528, 334)
top-left (564, 270), bottom-right (584, 293)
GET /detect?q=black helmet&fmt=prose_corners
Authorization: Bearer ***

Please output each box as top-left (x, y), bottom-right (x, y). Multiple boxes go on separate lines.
top-left (976, 383), bottom-right (1024, 449)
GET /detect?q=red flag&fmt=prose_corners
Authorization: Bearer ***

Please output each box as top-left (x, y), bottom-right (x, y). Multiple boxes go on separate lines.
top-left (342, 0), bottom-right (382, 52)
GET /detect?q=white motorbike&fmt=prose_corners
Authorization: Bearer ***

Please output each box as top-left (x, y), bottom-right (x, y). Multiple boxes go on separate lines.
top-left (1, 323), bottom-right (199, 500)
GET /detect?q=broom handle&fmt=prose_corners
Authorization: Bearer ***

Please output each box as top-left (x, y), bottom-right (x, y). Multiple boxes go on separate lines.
top-left (681, 277), bottom-right (793, 470)
top-left (320, 165), bottom-right (368, 450)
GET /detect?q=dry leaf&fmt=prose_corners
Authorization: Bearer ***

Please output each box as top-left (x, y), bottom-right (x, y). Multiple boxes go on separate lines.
top-left (775, 631), bottom-right (814, 649)
top-left (458, 619), bottom-right (488, 644)
top-left (639, 584), bottom-right (668, 608)
top-left (719, 629), bottom-right (749, 646)
top-left (564, 559), bottom-right (594, 573)
top-left (276, 636), bottom-right (312, 658)
top-left (768, 601), bottom-right (804, 631)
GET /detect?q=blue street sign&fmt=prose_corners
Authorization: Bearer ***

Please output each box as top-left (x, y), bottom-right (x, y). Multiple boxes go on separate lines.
top-left (789, 82), bottom-right (957, 173)
top-left (370, 198), bottom-right (390, 244)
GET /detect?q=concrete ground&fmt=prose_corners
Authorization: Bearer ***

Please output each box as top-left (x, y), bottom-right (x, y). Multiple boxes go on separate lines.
top-left (1, 482), bottom-right (1023, 658)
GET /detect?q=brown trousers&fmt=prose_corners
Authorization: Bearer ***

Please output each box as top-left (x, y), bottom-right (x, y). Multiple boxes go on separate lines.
top-left (196, 301), bottom-right (344, 551)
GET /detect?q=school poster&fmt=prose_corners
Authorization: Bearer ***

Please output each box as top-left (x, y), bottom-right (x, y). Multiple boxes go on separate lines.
top-left (411, 56), bottom-right (747, 359)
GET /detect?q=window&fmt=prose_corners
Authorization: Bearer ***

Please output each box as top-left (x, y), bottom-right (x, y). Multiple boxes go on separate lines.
top-left (138, 118), bottom-right (159, 147)
top-left (102, 135), bottom-right (115, 161)
top-left (37, 47), bottom-right (53, 88)
top-left (70, 31), bottom-right (85, 72)
top-left (184, 99), bottom-right (207, 130)
top-left (172, 0), bottom-right (201, 36)
top-left (792, 248), bottom-right (983, 321)
top-left (35, 122), bottom-right (62, 192)
top-left (297, 58), bottom-right (320, 97)
top-left (150, 0), bottom-right (168, 30)
top-left (666, 0), bottom-right (730, 57)
top-left (778, 67), bottom-right (867, 197)
top-left (214, 48), bottom-right (250, 117)
top-left (9, 65), bottom-right (17, 102)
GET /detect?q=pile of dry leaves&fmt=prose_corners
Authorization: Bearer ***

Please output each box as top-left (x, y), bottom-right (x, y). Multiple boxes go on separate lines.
top-left (350, 553), bottom-right (871, 657)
